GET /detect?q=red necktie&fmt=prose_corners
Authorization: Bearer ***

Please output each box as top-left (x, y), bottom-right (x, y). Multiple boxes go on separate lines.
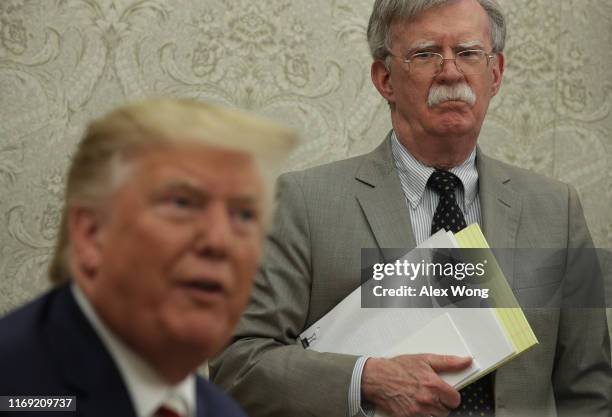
top-left (156, 405), bottom-right (184, 417)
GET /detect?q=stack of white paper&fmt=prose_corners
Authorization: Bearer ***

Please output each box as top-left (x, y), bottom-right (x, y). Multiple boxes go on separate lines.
top-left (299, 226), bottom-right (536, 416)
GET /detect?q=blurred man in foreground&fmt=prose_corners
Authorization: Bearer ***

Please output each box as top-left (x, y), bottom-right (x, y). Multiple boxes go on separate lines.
top-left (0, 99), bottom-right (297, 417)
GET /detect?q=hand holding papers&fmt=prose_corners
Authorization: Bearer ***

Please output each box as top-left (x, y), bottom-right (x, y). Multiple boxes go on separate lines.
top-left (299, 224), bottom-right (538, 416)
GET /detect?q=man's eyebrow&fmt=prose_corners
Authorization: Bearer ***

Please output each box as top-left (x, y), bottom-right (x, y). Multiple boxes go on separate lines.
top-left (405, 40), bottom-right (486, 55)
top-left (230, 195), bottom-right (260, 207)
top-left (406, 40), bottom-right (437, 54)
top-left (456, 40), bottom-right (485, 49)
top-left (150, 180), bottom-right (209, 203)
top-left (158, 180), bottom-right (204, 194)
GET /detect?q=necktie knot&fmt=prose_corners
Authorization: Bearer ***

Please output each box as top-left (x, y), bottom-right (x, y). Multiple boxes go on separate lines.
top-left (427, 169), bottom-right (462, 195)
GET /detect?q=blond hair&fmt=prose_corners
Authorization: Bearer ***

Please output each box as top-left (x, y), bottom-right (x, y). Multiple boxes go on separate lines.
top-left (49, 98), bottom-right (298, 284)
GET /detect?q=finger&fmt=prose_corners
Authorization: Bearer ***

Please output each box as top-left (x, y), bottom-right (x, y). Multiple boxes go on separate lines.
top-left (419, 375), bottom-right (461, 409)
top-left (425, 354), bottom-right (472, 373)
top-left (436, 382), bottom-right (462, 409)
top-left (412, 389), bottom-right (454, 417)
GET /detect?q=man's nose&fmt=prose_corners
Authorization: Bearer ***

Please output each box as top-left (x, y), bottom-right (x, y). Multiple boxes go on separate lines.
top-left (435, 57), bottom-right (464, 82)
top-left (195, 202), bottom-right (231, 259)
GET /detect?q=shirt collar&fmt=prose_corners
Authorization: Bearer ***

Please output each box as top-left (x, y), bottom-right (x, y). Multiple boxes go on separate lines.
top-left (390, 131), bottom-right (479, 209)
top-left (71, 284), bottom-right (196, 417)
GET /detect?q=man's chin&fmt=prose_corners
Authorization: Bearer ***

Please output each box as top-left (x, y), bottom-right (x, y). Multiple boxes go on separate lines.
top-left (170, 325), bottom-right (231, 358)
top-left (429, 102), bottom-right (474, 128)
top-left (428, 114), bottom-right (475, 137)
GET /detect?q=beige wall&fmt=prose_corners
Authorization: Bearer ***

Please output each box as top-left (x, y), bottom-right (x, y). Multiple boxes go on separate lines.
top-left (0, 0), bottom-right (610, 338)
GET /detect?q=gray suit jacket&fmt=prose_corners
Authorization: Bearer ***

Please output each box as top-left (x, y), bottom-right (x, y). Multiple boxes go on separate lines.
top-left (211, 135), bottom-right (612, 417)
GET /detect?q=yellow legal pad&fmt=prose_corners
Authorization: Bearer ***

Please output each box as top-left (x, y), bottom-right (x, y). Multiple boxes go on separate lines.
top-left (454, 224), bottom-right (538, 386)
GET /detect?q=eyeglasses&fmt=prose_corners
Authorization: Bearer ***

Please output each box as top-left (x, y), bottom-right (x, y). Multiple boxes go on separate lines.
top-left (395, 50), bottom-right (496, 76)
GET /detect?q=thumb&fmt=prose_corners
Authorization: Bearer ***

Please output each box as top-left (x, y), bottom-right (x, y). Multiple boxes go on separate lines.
top-left (425, 354), bottom-right (472, 373)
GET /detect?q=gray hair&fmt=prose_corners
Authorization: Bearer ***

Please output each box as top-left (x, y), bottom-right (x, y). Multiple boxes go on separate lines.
top-left (367, 0), bottom-right (506, 63)
top-left (49, 98), bottom-right (298, 284)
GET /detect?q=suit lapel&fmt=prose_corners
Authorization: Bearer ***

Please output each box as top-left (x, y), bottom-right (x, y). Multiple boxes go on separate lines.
top-left (477, 151), bottom-right (522, 290)
top-left (46, 285), bottom-right (136, 417)
top-left (355, 135), bottom-right (416, 255)
top-left (195, 377), bottom-right (205, 417)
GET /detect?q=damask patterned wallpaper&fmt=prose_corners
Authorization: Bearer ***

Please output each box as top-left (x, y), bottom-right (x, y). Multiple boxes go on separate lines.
top-left (0, 0), bottom-right (611, 333)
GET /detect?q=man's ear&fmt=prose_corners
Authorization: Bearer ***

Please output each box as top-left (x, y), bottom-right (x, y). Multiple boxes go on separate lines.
top-left (68, 206), bottom-right (105, 287)
top-left (371, 59), bottom-right (395, 104)
top-left (490, 52), bottom-right (505, 96)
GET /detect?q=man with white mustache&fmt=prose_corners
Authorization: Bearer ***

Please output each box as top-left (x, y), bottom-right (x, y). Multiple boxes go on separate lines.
top-left (211, 1), bottom-right (612, 416)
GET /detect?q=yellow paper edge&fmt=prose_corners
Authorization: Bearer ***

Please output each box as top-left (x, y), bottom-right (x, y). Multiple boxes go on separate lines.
top-left (454, 224), bottom-right (538, 375)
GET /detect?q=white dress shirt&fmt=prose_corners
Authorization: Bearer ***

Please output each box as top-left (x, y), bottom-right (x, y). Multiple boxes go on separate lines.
top-left (71, 284), bottom-right (196, 417)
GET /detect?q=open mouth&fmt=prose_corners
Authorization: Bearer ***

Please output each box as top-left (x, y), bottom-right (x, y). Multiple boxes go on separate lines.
top-left (180, 280), bottom-right (227, 302)
top-left (183, 281), bottom-right (224, 292)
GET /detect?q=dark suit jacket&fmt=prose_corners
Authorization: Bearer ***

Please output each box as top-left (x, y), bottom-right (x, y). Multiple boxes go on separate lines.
top-left (210, 135), bottom-right (612, 417)
top-left (0, 284), bottom-right (247, 417)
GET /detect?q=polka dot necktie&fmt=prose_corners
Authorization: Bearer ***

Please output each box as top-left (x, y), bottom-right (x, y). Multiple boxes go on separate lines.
top-left (427, 170), bottom-right (467, 234)
top-left (427, 169), bottom-right (495, 417)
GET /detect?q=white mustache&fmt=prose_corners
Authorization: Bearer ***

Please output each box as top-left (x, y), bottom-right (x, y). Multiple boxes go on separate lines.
top-left (427, 83), bottom-right (476, 107)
